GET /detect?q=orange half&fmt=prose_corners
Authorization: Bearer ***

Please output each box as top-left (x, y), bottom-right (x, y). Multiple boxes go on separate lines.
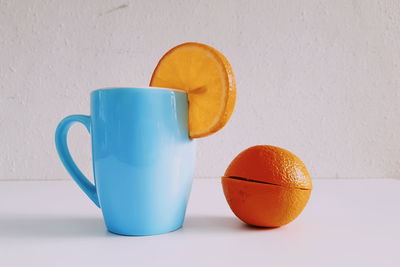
top-left (150, 42), bottom-right (236, 138)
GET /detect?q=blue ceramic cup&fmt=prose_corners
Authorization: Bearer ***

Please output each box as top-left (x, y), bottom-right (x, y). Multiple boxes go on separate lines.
top-left (55, 87), bottom-right (196, 236)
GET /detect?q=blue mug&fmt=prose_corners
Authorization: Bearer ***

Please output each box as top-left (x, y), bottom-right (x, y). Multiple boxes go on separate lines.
top-left (55, 87), bottom-right (196, 236)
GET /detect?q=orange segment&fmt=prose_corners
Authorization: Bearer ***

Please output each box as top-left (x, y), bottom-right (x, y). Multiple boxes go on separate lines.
top-left (150, 42), bottom-right (236, 138)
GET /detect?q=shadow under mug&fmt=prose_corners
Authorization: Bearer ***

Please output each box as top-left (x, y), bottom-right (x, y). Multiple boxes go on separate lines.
top-left (55, 87), bottom-right (196, 236)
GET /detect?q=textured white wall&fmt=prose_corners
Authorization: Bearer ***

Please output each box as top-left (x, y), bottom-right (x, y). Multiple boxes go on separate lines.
top-left (1, 0), bottom-right (400, 180)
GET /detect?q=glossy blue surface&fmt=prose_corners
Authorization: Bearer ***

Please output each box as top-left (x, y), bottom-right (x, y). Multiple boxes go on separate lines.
top-left (55, 87), bottom-right (196, 236)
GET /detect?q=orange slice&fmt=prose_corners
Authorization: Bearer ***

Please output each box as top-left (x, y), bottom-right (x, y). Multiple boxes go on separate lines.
top-left (150, 42), bottom-right (236, 138)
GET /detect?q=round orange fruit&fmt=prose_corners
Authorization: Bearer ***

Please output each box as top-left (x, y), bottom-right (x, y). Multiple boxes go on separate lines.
top-left (222, 145), bottom-right (312, 227)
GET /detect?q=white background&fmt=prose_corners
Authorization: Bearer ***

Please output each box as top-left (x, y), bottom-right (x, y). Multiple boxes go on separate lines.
top-left (1, 0), bottom-right (399, 180)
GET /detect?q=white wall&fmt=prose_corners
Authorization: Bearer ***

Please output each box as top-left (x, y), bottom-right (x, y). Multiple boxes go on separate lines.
top-left (1, 0), bottom-right (400, 180)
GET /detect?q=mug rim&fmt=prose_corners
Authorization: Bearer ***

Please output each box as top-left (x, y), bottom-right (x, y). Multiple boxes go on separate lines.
top-left (91, 86), bottom-right (185, 94)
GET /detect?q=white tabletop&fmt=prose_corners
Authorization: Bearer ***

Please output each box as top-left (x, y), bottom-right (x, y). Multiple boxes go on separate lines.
top-left (0, 179), bottom-right (399, 267)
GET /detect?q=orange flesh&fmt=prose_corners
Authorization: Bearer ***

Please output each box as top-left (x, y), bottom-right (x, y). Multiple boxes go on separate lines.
top-left (150, 42), bottom-right (236, 138)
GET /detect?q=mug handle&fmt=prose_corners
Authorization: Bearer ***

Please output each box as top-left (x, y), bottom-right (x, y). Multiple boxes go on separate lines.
top-left (55, 115), bottom-right (100, 207)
